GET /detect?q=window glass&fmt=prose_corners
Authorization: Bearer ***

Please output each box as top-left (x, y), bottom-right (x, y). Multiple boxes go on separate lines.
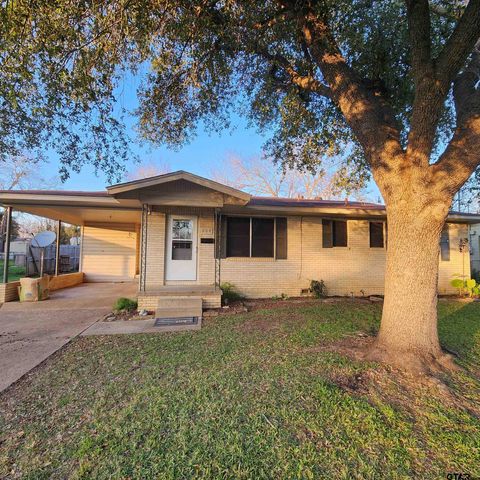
top-left (369, 222), bottom-right (384, 248)
top-left (226, 217), bottom-right (250, 257)
top-left (252, 218), bottom-right (274, 257)
top-left (333, 220), bottom-right (348, 247)
top-left (440, 225), bottom-right (450, 261)
top-left (172, 241), bottom-right (192, 260)
top-left (172, 219), bottom-right (192, 240)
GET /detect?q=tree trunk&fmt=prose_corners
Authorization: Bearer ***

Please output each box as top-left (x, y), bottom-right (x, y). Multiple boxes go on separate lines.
top-left (366, 203), bottom-right (454, 373)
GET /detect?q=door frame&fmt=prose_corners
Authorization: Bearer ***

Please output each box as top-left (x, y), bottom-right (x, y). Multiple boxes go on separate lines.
top-left (165, 215), bottom-right (198, 281)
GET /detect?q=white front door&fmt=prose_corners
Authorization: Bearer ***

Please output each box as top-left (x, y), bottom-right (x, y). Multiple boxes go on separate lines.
top-left (165, 215), bottom-right (197, 281)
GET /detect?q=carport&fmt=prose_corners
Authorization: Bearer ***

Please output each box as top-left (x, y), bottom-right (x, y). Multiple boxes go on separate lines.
top-left (0, 190), bottom-right (142, 303)
top-left (0, 282), bottom-right (137, 391)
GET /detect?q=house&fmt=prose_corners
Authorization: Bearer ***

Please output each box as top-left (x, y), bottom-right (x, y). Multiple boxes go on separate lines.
top-left (0, 171), bottom-right (478, 307)
top-left (470, 223), bottom-right (480, 277)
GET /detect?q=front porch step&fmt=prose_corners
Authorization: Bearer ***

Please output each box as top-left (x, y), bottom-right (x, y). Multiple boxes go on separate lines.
top-left (155, 296), bottom-right (203, 319)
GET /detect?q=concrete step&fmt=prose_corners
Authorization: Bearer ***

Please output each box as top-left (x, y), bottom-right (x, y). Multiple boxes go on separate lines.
top-left (155, 296), bottom-right (202, 319)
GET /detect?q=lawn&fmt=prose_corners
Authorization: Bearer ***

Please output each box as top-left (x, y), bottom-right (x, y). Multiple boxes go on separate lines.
top-left (0, 260), bottom-right (25, 282)
top-left (0, 300), bottom-right (479, 479)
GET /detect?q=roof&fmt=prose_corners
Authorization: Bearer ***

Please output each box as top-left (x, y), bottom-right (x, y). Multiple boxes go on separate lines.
top-left (248, 197), bottom-right (384, 210)
top-left (0, 170), bottom-right (479, 224)
top-left (107, 170), bottom-right (251, 201)
top-left (0, 190), bottom-right (109, 197)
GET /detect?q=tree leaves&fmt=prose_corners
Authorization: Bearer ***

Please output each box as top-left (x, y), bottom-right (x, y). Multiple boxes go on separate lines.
top-left (0, 1), bottom-right (475, 185)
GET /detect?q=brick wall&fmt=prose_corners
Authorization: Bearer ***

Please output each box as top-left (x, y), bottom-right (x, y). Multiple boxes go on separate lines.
top-left (144, 212), bottom-right (166, 288)
top-left (140, 210), bottom-right (470, 299)
top-left (220, 217), bottom-right (470, 298)
top-left (145, 209), bottom-right (216, 289)
top-left (138, 292), bottom-right (221, 310)
top-left (0, 272), bottom-right (84, 303)
top-left (0, 282), bottom-right (20, 303)
top-left (49, 272), bottom-right (84, 291)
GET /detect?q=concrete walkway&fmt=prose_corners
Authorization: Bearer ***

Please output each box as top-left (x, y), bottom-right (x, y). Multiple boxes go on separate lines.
top-left (0, 282), bottom-right (136, 392)
top-left (82, 317), bottom-right (201, 335)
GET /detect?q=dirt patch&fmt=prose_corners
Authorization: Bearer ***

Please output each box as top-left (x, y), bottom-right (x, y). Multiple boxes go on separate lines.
top-left (237, 312), bottom-right (309, 334)
top-left (304, 334), bottom-right (480, 418)
top-left (243, 296), bottom-right (373, 311)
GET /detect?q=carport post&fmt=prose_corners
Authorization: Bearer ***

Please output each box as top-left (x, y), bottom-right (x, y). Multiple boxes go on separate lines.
top-left (55, 220), bottom-right (61, 276)
top-left (2, 206), bottom-right (12, 284)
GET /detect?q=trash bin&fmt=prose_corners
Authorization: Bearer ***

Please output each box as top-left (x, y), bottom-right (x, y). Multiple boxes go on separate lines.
top-left (18, 276), bottom-right (50, 302)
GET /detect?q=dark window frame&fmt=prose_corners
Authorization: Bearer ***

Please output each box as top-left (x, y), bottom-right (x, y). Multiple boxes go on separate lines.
top-left (440, 224), bottom-right (450, 261)
top-left (369, 221), bottom-right (385, 248)
top-left (225, 216), bottom-right (286, 259)
top-left (322, 219), bottom-right (348, 248)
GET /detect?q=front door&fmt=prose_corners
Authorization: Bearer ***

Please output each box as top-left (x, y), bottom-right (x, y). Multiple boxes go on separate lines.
top-left (165, 215), bottom-right (197, 281)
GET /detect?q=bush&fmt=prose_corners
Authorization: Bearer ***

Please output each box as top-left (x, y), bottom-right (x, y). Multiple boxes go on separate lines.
top-left (114, 297), bottom-right (138, 312)
top-left (220, 282), bottom-right (243, 305)
top-left (310, 280), bottom-right (327, 298)
top-left (450, 277), bottom-right (480, 298)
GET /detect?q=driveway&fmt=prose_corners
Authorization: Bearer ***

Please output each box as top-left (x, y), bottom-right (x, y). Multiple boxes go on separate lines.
top-left (0, 282), bottom-right (137, 392)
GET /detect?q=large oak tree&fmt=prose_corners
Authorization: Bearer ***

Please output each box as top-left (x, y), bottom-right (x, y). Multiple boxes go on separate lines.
top-left (2, 0), bottom-right (480, 371)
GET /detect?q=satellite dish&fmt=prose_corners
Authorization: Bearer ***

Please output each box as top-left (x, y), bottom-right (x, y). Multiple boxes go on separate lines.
top-left (31, 231), bottom-right (56, 278)
top-left (31, 231), bottom-right (56, 248)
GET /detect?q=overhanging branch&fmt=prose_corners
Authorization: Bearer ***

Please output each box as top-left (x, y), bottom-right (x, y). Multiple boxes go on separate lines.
top-left (436, 0), bottom-right (480, 89)
top-left (295, 6), bottom-right (403, 168)
top-left (256, 46), bottom-right (332, 97)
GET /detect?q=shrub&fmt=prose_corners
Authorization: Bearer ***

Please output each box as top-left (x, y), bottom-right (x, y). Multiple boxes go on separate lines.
top-left (220, 282), bottom-right (243, 304)
top-left (450, 278), bottom-right (480, 298)
top-left (272, 293), bottom-right (289, 300)
top-left (451, 278), bottom-right (465, 294)
top-left (310, 280), bottom-right (327, 298)
top-left (114, 297), bottom-right (138, 312)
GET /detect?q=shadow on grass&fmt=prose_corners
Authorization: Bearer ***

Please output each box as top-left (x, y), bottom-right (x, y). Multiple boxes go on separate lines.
top-left (438, 301), bottom-right (480, 368)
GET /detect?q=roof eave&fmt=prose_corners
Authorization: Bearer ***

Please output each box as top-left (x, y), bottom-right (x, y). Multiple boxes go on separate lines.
top-left (107, 170), bottom-right (251, 201)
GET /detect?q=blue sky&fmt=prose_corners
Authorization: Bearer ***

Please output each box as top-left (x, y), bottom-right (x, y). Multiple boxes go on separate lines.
top-left (36, 72), bottom-right (379, 200)
top-left (40, 69), bottom-right (270, 191)
top-left (45, 114), bottom-right (267, 191)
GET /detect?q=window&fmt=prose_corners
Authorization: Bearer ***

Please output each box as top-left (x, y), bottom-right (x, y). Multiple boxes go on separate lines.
top-left (440, 225), bottom-right (450, 261)
top-left (369, 222), bottom-right (384, 248)
top-left (171, 219), bottom-right (193, 260)
top-left (224, 217), bottom-right (287, 258)
top-left (322, 219), bottom-right (348, 247)
top-left (252, 218), bottom-right (274, 257)
top-left (226, 217), bottom-right (250, 257)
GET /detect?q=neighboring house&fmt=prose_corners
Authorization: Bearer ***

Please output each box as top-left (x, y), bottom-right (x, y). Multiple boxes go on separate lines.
top-left (0, 171), bottom-right (478, 308)
top-left (470, 223), bottom-right (480, 277)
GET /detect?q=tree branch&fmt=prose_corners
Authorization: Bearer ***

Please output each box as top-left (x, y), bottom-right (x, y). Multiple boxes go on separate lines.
top-left (404, 0), bottom-right (438, 161)
top-left (295, 5), bottom-right (403, 172)
top-left (436, 0), bottom-right (480, 90)
top-left (256, 46), bottom-right (332, 97)
top-left (253, 10), bottom-right (295, 30)
top-left (432, 43), bottom-right (480, 194)
top-left (405, 0), bottom-right (433, 82)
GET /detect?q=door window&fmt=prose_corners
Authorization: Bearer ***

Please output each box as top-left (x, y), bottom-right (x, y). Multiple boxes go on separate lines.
top-left (172, 219), bottom-right (193, 260)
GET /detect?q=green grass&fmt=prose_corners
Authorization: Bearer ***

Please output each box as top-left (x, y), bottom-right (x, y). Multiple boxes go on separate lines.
top-left (0, 260), bottom-right (26, 282)
top-left (1, 300), bottom-right (479, 479)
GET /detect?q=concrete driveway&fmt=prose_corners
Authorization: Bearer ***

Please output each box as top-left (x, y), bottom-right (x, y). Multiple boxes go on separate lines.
top-left (0, 282), bottom-right (137, 392)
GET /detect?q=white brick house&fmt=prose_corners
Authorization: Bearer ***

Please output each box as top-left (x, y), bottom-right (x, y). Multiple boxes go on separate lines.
top-left (1, 171), bottom-right (478, 307)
